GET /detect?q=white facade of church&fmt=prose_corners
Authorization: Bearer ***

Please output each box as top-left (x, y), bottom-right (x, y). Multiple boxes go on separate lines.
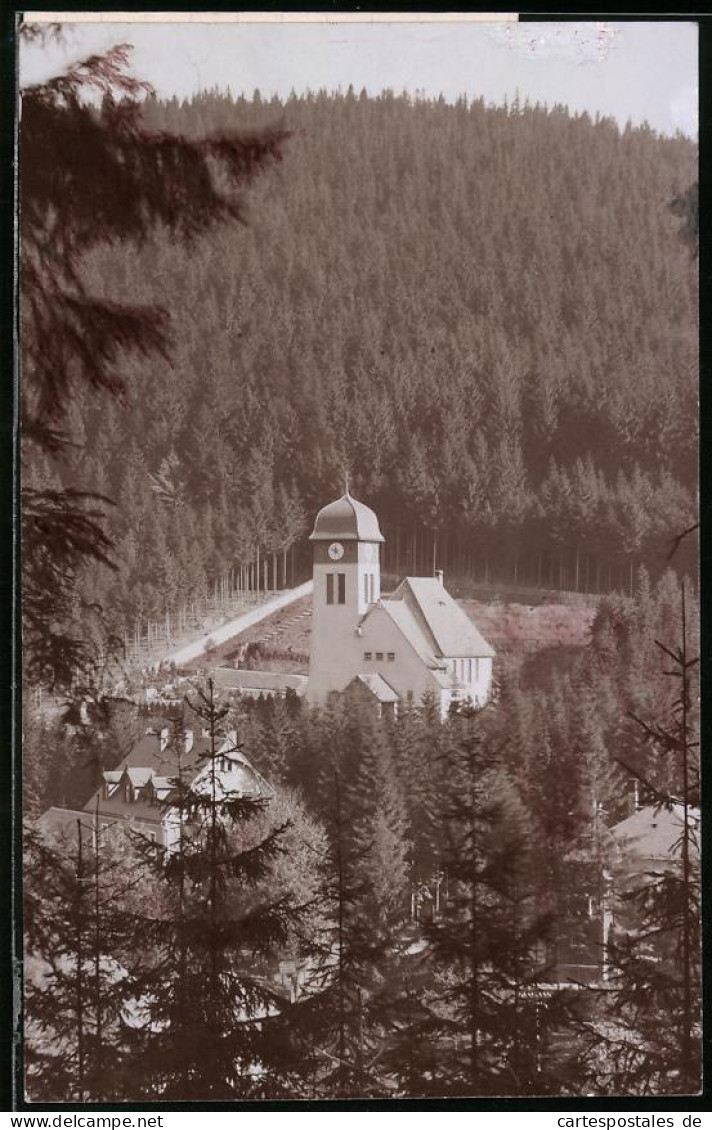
top-left (306, 492), bottom-right (495, 715)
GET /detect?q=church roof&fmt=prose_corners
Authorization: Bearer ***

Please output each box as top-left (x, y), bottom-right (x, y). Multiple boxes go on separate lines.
top-left (388, 578), bottom-right (495, 659)
top-left (379, 597), bottom-right (446, 676)
top-left (309, 492), bottom-right (384, 543)
top-left (350, 673), bottom-right (400, 703)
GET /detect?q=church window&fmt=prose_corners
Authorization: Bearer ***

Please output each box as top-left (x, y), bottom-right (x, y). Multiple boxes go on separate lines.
top-left (326, 574), bottom-right (345, 605)
top-left (364, 652), bottom-right (372, 661)
top-left (475, 658), bottom-right (480, 680)
top-left (467, 658), bottom-right (473, 682)
top-left (387, 652), bottom-right (395, 661)
top-left (375, 652), bottom-right (384, 661)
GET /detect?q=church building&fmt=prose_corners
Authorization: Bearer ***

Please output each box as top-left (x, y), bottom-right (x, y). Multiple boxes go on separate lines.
top-left (306, 492), bottom-right (495, 715)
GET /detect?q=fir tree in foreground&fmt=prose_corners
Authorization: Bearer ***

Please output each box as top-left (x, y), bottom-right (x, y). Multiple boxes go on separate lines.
top-left (122, 685), bottom-right (303, 1099)
top-left (20, 27), bottom-right (287, 691)
top-left (579, 578), bottom-right (700, 1095)
top-left (409, 707), bottom-right (580, 1096)
top-left (24, 818), bottom-right (141, 1102)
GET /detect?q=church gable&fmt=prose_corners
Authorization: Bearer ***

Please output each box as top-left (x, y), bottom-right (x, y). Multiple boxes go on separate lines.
top-left (358, 603), bottom-right (447, 694)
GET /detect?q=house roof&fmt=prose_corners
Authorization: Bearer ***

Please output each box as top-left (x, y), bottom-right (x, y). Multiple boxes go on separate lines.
top-left (309, 492), bottom-right (384, 543)
top-left (214, 668), bottom-right (308, 695)
top-left (89, 794), bottom-right (164, 825)
top-left (392, 577), bottom-right (495, 659)
top-left (37, 807), bottom-right (92, 842)
top-left (350, 673), bottom-right (400, 703)
top-left (82, 727), bottom-right (271, 819)
top-left (115, 727), bottom-right (210, 779)
top-left (192, 750), bottom-right (274, 802)
top-left (611, 804), bottom-right (701, 864)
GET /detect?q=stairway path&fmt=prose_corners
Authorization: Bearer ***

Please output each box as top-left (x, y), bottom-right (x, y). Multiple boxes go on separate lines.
top-left (164, 581), bottom-right (314, 668)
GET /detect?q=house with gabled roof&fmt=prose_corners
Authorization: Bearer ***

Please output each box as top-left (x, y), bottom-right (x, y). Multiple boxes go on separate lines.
top-left (40, 724), bottom-right (273, 854)
top-left (306, 492), bottom-right (495, 715)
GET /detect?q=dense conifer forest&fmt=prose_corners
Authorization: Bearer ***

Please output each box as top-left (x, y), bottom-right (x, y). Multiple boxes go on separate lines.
top-left (22, 68), bottom-right (700, 1100)
top-left (25, 88), bottom-right (697, 639)
top-left (24, 568), bottom-right (700, 1098)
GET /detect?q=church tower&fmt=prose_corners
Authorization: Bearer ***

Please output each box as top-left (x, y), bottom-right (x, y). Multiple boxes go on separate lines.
top-left (306, 491), bottom-right (384, 704)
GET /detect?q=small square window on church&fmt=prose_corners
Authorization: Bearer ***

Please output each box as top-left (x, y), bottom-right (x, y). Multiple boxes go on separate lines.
top-left (364, 652), bottom-right (372, 661)
top-left (375, 652), bottom-right (384, 661)
top-left (387, 652), bottom-right (395, 661)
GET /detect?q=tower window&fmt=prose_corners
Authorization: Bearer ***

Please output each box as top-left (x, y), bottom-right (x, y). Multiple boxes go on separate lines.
top-left (364, 573), bottom-right (369, 605)
top-left (369, 573), bottom-right (375, 603)
top-left (327, 573), bottom-right (345, 604)
top-left (387, 652), bottom-right (395, 661)
top-left (364, 651), bottom-right (372, 661)
top-left (375, 652), bottom-right (384, 661)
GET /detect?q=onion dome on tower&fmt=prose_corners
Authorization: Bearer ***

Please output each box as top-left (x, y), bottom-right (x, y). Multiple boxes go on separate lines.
top-left (309, 492), bottom-right (385, 543)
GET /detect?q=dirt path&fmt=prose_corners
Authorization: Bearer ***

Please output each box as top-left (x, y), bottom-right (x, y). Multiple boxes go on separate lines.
top-left (164, 581), bottom-right (314, 667)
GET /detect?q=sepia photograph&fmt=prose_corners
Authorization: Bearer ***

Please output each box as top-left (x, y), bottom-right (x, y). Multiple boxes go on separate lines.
top-left (17, 13), bottom-right (700, 1103)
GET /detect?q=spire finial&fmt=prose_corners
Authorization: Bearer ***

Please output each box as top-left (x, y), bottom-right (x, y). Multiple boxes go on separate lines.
top-left (344, 471), bottom-right (350, 496)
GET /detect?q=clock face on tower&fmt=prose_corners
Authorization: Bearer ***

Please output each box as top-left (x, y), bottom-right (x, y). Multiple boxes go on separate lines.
top-left (328, 542), bottom-right (344, 561)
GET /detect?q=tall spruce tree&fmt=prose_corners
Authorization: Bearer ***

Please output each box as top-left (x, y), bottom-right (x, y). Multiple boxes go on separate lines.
top-left (121, 686), bottom-right (302, 1099)
top-left (580, 577), bottom-right (700, 1095)
top-left (20, 28), bottom-right (287, 689)
top-left (24, 816), bottom-right (139, 1101)
top-left (416, 707), bottom-right (577, 1096)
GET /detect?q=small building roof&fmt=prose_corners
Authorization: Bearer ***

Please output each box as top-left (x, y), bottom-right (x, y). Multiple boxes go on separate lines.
top-left (351, 673), bottom-right (400, 703)
top-left (309, 492), bottom-right (384, 543)
top-left (37, 807), bottom-right (92, 842)
top-left (393, 577), bottom-right (495, 659)
top-left (611, 803), bottom-right (700, 864)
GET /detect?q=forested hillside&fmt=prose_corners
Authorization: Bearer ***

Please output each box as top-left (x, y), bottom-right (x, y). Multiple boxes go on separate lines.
top-left (31, 89), bottom-right (697, 638)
